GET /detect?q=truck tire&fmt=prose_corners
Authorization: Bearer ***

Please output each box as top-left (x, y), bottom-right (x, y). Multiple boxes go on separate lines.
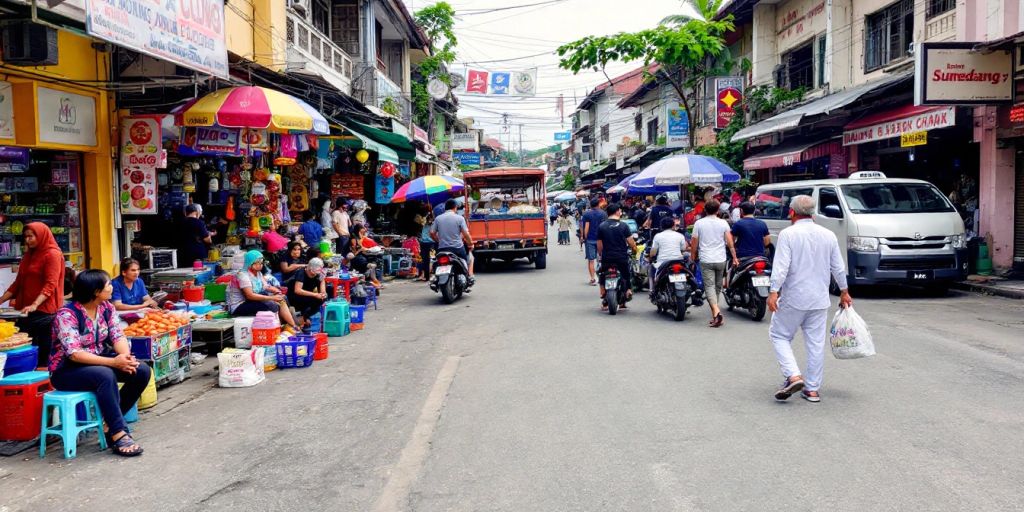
top-left (535, 251), bottom-right (547, 269)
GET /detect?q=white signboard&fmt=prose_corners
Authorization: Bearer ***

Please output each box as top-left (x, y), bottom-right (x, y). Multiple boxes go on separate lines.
top-left (85, 0), bottom-right (229, 79)
top-left (37, 87), bottom-right (97, 147)
top-left (915, 42), bottom-right (1013, 105)
top-left (451, 132), bottom-right (479, 152)
top-left (0, 81), bottom-right (13, 139)
top-left (843, 106), bottom-right (956, 146)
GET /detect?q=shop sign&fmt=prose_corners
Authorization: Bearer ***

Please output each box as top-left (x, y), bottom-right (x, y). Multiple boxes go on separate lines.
top-left (399, 162), bottom-right (411, 178)
top-left (375, 174), bottom-right (394, 204)
top-left (900, 131), bottom-right (928, 147)
top-left (412, 124), bottom-right (429, 144)
top-left (120, 116), bottom-right (161, 215)
top-left (451, 133), bottom-right (479, 152)
top-left (714, 77), bottom-right (743, 129)
top-left (182, 126), bottom-right (240, 154)
top-left (1009, 103), bottom-right (1024, 124)
top-left (454, 152), bottom-right (482, 169)
top-left (84, 0), bottom-right (229, 79)
top-left (37, 87), bottom-right (97, 147)
top-left (0, 146), bottom-right (29, 173)
top-left (666, 102), bottom-right (689, 148)
top-left (0, 81), bottom-right (13, 139)
top-left (554, 131), bottom-right (571, 141)
top-left (915, 42), bottom-right (1012, 105)
top-left (842, 106), bottom-right (955, 146)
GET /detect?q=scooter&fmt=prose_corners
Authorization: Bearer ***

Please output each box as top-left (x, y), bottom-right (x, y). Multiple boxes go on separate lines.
top-left (723, 256), bottom-right (772, 321)
top-left (650, 258), bottom-right (704, 321)
top-left (429, 251), bottom-right (473, 304)
top-left (631, 242), bottom-right (650, 292)
top-left (601, 264), bottom-right (631, 315)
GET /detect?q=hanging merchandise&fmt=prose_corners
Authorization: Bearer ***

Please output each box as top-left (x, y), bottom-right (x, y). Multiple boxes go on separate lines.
top-left (225, 195), bottom-right (236, 221)
top-left (274, 135), bottom-right (298, 166)
top-left (279, 194), bottom-right (290, 223)
top-left (379, 161), bottom-right (396, 179)
top-left (288, 165), bottom-right (310, 213)
top-left (182, 162), bottom-right (196, 193)
top-left (355, 149), bottom-right (369, 163)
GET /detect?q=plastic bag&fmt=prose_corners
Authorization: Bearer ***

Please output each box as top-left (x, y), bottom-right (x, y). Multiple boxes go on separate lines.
top-left (217, 348), bottom-right (266, 388)
top-left (829, 307), bottom-right (876, 359)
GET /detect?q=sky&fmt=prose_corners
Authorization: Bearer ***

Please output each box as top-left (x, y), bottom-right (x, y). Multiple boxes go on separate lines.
top-left (402, 0), bottom-right (691, 151)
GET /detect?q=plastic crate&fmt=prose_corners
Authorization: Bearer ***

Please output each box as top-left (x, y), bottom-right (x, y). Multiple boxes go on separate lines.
top-left (0, 372), bottom-right (52, 441)
top-left (350, 305), bottom-right (366, 324)
top-left (204, 283), bottom-right (227, 303)
top-left (152, 346), bottom-right (191, 387)
top-left (130, 324), bottom-right (192, 360)
top-left (251, 327), bottom-right (280, 346)
top-left (275, 336), bottom-right (316, 368)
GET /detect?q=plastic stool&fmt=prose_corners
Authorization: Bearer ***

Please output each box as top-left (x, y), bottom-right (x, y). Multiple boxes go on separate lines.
top-left (40, 391), bottom-right (108, 459)
top-left (324, 301), bottom-right (350, 337)
top-left (124, 402), bottom-right (139, 423)
top-left (365, 285), bottom-right (378, 310)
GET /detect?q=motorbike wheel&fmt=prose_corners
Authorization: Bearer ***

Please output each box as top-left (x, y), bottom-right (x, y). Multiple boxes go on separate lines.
top-left (724, 292), bottom-right (735, 311)
top-left (752, 297), bottom-right (767, 321)
top-left (607, 292), bottom-right (618, 315)
top-left (441, 277), bottom-right (457, 304)
top-left (673, 296), bottom-right (688, 321)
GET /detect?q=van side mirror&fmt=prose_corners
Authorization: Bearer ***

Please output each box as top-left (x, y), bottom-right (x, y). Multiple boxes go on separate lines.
top-left (822, 204), bottom-right (843, 219)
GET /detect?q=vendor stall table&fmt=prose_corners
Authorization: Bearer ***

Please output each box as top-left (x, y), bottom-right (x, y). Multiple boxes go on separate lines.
top-left (190, 319), bottom-right (236, 354)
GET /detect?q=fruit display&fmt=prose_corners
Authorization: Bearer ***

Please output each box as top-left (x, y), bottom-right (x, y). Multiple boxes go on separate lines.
top-left (123, 311), bottom-right (191, 337)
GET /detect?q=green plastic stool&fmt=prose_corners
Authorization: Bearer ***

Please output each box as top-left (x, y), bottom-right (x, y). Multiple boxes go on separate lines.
top-left (324, 300), bottom-right (350, 337)
top-left (40, 391), bottom-right (108, 459)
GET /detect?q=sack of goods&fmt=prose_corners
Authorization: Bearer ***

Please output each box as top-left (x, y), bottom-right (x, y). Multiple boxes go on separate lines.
top-left (829, 307), bottom-right (876, 359)
top-left (217, 348), bottom-right (266, 388)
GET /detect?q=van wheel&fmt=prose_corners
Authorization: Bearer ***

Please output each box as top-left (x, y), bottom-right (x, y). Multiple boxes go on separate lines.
top-left (535, 251), bottom-right (547, 269)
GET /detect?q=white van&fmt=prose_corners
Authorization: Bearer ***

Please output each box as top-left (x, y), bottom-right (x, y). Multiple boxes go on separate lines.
top-left (753, 172), bottom-right (968, 288)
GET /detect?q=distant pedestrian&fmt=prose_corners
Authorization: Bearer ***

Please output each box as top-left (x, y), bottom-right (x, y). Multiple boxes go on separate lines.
top-left (690, 199), bottom-right (739, 328)
top-left (768, 195), bottom-right (853, 403)
top-left (556, 210), bottom-right (573, 245)
top-left (580, 198), bottom-right (608, 285)
top-left (297, 210), bottom-right (324, 248)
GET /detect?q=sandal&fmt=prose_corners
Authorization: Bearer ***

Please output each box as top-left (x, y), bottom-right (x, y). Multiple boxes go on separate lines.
top-left (111, 432), bottom-right (144, 457)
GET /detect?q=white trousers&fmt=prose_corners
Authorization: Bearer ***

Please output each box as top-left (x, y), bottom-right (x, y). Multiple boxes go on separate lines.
top-left (768, 307), bottom-right (828, 391)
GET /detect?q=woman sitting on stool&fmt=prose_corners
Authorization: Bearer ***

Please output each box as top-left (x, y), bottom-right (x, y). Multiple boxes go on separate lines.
top-left (49, 270), bottom-right (152, 457)
top-left (226, 250), bottom-right (299, 332)
top-left (287, 257), bottom-right (328, 330)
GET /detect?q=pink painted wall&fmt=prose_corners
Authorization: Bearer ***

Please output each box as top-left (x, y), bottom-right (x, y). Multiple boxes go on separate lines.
top-left (974, 106), bottom-right (1017, 270)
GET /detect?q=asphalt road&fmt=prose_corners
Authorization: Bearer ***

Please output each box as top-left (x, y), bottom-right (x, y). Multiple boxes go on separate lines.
top-left (2, 234), bottom-right (1023, 512)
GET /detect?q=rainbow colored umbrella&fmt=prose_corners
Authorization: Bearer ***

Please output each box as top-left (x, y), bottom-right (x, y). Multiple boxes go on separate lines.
top-left (391, 176), bottom-right (464, 204)
top-left (172, 86), bottom-right (329, 134)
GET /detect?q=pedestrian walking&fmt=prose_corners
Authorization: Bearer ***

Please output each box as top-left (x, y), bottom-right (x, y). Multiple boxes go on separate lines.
top-left (580, 198), bottom-right (608, 285)
top-left (556, 210), bottom-right (573, 245)
top-left (690, 199), bottom-right (739, 328)
top-left (768, 195), bottom-right (853, 403)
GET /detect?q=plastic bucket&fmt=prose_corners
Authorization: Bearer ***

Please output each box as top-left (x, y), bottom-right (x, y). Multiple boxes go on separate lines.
top-left (233, 317), bottom-right (255, 349)
top-left (182, 285), bottom-right (205, 303)
top-left (2, 346), bottom-right (38, 377)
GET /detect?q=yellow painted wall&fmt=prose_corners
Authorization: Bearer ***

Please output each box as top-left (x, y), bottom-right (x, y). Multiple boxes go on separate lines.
top-left (251, 0), bottom-right (287, 72)
top-left (226, 0), bottom-right (257, 62)
top-left (0, 30), bottom-right (117, 273)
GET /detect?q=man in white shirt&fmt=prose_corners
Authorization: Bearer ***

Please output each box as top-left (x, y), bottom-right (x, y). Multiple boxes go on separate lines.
top-left (690, 199), bottom-right (739, 328)
top-left (768, 194), bottom-right (853, 403)
top-left (331, 199), bottom-right (351, 255)
top-left (647, 216), bottom-right (688, 290)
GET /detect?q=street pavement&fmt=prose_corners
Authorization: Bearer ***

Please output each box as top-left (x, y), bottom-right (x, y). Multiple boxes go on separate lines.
top-left (2, 231), bottom-right (1024, 512)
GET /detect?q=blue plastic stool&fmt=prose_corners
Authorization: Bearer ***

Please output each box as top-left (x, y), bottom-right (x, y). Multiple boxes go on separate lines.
top-left (124, 402), bottom-right (139, 424)
top-left (40, 391), bottom-right (108, 459)
top-left (365, 285), bottom-right (378, 310)
top-left (324, 301), bottom-right (350, 337)
top-left (350, 304), bottom-right (366, 324)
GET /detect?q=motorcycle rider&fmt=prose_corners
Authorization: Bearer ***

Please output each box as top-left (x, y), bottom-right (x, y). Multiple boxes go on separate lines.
top-left (430, 199), bottom-right (475, 283)
top-left (647, 216), bottom-right (689, 291)
top-left (597, 203), bottom-right (637, 310)
top-left (728, 202), bottom-right (772, 281)
top-left (642, 195), bottom-right (675, 231)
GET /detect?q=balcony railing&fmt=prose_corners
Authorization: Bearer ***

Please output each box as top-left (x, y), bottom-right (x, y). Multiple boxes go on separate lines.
top-left (355, 65), bottom-right (412, 122)
top-left (285, 12), bottom-right (354, 94)
top-left (925, 10), bottom-right (956, 41)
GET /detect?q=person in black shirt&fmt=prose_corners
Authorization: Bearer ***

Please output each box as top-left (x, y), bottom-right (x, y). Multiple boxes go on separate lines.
top-left (643, 195), bottom-right (675, 231)
top-left (597, 203), bottom-right (637, 309)
top-left (288, 257), bottom-right (328, 329)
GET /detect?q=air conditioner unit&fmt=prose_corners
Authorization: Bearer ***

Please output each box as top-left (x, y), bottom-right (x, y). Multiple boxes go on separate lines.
top-left (289, 0), bottom-right (309, 15)
top-left (1, 22), bottom-right (58, 66)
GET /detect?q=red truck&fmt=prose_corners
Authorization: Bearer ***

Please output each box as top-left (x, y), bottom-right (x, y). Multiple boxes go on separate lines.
top-left (462, 168), bottom-right (549, 269)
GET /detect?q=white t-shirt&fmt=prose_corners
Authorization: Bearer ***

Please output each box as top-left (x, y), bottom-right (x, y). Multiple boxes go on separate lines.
top-left (650, 230), bottom-right (688, 269)
top-left (322, 207), bottom-right (338, 240)
top-left (693, 216), bottom-right (731, 263)
top-left (332, 210), bottom-right (351, 237)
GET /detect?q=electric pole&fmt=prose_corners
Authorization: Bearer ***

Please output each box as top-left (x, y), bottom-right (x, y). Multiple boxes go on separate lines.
top-left (518, 124), bottom-right (524, 165)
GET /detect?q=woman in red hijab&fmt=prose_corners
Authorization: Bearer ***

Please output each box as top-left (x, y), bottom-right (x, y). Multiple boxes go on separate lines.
top-left (0, 222), bottom-right (65, 368)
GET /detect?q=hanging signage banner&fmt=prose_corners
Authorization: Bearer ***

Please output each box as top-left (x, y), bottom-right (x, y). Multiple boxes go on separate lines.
top-left (119, 116), bottom-right (161, 215)
top-left (412, 124), bottom-right (429, 144)
top-left (451, 133), bottom-right (479, 152)
top-left (182, 126), bottom-right (240, 154)
top-left (900, 131), bottom-right (928, 147)
top-left (37, 87), bottom-right (97, 147)
top-left (554, 131), bottom-right (571, 141)
top-left (843, 106), bottom-right (955, 146)
top-left (375, 174), bottom-right (394, 204)
top-left (85, 0), bottom-right (229, 79)
top-left (666, 102), bottom-right (689, 148)
top-left (914, 42), bottom-right (1012, 105)
top-left (0, 81), bottom-right (13, 139)
top-left (454, 152), bottom-right (482, 169)
top-left (458, 68), bottom-right (537, 96)
top-left (715, 77), bottom-right (744, 129)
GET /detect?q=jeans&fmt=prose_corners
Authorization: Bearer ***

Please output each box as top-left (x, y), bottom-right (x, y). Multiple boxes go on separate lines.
top-left (584, 241), bottom-right (599, 260)
top-left (289, 294), bottom-right (324, 320)
top-left (418, 240), bottom-right (435, 276)
top-left (232, 299), bottom-right (279, 316)
top-left (50, 361), bottom-right (152, 435)
top-left (17, 312), bottom-right (55, 368)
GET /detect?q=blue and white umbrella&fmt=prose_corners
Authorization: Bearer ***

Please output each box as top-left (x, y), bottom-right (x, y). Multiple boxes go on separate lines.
top-left (554, 191), bottom-right (577, 201)
top-left (632, 154), bottom-right (740, 187)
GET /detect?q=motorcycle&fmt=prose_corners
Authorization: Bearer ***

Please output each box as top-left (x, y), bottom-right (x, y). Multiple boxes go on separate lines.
top-left (723, 256), bottom-right (772, 321)
top-left (429, 251), bottom-right (473, 303)
top-left (631, 240), bottom-right (650, 292)
top-left (650, 258), bottom-right (704, 321)
top-left (601, 264), bottom-right (631, 315)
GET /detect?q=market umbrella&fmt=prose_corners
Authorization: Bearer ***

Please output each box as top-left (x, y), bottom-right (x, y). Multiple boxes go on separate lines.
top-left (631, 154), bottom-right (740, 187)
top-left (391, 175), bottom-right (464, 204)
top-left (433, 196), bottom-right (465, 216)
top-left (172, 86), bottom-right (329, 134)
top-left (575, 190), bottom-right (590, 197)
top-left (554, 191), bottom-right (576, 201)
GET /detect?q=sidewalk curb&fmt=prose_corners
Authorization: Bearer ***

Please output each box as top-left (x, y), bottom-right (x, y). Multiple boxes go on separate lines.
top-left (951, 281), bottom-right (1024, 300)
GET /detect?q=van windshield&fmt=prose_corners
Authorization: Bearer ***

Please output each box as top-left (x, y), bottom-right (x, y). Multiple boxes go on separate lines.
top-left (840, 183), bottom-right (954, 214)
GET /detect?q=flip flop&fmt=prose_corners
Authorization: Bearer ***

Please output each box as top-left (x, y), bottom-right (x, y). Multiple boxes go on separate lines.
top-left (774, 379), bottom-right (805, 401)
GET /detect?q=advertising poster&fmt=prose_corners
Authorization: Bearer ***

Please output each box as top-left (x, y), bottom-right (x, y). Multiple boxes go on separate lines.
top-left (37, 87), bottom-right (97, 147)
top-left (454, 152), bottom-right (482, 170)
top-left (715, 77), bottom-right (743, 129)
top-left (666, 102), bottom-right (689, 148)
top-left (459, 68), bottom-right (537, 96)
top-left (120, 116), bottom-right (162, 214)
top-left (0, 81), bottom-right (13, 139)
top-left (375, 174), bottom-right (394, 204)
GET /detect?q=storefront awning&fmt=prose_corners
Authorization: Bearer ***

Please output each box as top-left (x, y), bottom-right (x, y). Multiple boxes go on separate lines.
top-left (842, 105), bottom-right (956, 146)
top-left (346, 120), bottom-right (416, 160)
top-left (743, 139), bottom-right (841, 170)
top-left (330, 128), bottom-right (400, 164)
top-left (731, 71), bottom-right (913, 142)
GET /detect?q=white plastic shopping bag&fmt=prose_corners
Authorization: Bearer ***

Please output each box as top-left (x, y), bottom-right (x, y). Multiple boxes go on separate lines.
top-left (829, 307), bottom-right (876, 359)
top-left (217, 348), bottom-right (266, 388)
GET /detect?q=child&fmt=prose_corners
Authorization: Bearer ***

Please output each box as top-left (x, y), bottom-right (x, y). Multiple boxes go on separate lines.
top-left (556, 211), bottom-right (573, 245)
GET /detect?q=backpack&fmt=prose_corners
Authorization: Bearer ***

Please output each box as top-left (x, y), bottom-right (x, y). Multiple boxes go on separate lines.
top-left (61, 303), bottom-right (116, 351)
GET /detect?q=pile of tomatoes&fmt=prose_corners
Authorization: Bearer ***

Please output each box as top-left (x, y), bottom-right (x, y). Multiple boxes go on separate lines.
top-left (123, 311), bottom-right (190, 338)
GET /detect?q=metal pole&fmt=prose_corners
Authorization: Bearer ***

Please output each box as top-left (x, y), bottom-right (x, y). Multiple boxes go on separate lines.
top-left (518, 124), bottom-right (524, 165)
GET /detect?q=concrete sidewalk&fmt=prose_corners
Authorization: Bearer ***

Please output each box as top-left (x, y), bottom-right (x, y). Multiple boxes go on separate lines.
top-left (953, 275), bottom-right (1024, 300)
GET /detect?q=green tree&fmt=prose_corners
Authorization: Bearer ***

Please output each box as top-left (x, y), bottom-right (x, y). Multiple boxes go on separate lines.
top-left (557, 0), bottom-right (734, 149)
top-left (412, 2), bottom-right (457, 127)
